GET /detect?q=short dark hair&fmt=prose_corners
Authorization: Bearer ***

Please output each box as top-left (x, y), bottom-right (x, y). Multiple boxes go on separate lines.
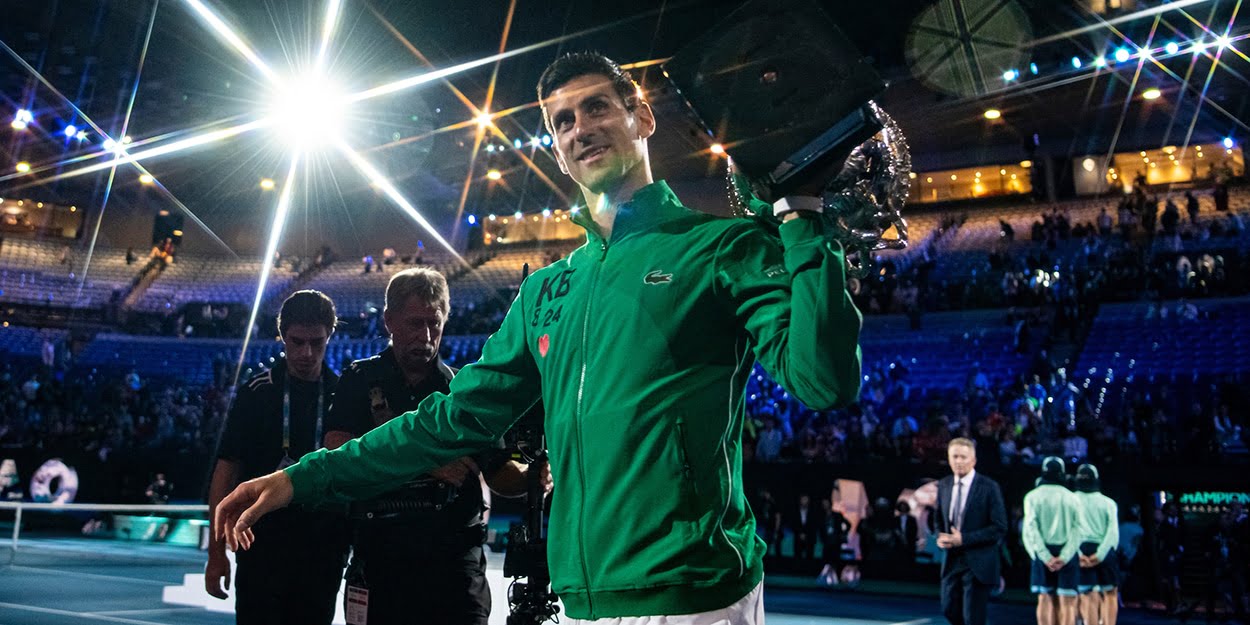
top-left (277, 290), bottom-right (337, 337)
top-left (537, 52), bottom-right (638, 133)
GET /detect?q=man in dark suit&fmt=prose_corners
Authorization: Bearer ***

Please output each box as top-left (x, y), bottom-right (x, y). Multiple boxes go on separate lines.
top-left (936, 438), bottom-right (1008, 625)
top-left (790, 493), bottom-right (821, 560)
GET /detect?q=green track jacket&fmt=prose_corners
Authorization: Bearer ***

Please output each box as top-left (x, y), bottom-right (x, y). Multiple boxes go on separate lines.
top-left (285, 180), bottom-right (863, 618)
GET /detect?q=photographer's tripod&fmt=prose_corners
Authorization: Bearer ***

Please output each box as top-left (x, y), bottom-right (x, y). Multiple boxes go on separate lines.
top-left (503, 439), bottom-right (558, 624)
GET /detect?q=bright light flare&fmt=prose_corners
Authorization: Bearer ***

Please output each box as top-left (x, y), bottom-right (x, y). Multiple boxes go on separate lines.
top-left (15, 162), bottom-right (31, 173)
top-left (237, 152), bottom-right (302, 381)
top-left (710, 143), bottom-right (726, 154)
top-left (1142, 88), bottom-right (1162, 100)
top-left (139, 173), bottom-right (155, 185)
top-left (315, 0), bottom-right (343, 70)
top-left (27, 118), bottom-right (269, 184)
top-left (11, 109), bottom-right (32, 130)
top-left (183, 0), bottom-right (277, 81)
top-left (475, 112), bottom-right (493, 128)
top-left (266, 74), bottom-right (349, 148)
top-left (333, 138), bottom-right (461, 258)
top-left (983, 109), bottom-right (1002, 120)
top-left (260, 177), bottom-right (275, 190)
top-left (486, 169), bottom-right (502, 180)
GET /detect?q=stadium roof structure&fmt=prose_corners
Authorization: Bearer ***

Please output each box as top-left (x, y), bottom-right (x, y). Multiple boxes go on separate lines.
top-left (0, 0), bottom-right (1246, 253)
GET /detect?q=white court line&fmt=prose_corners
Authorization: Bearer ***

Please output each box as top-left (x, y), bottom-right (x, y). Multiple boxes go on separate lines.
top-left (93, 608), bottom-right (205, 616)
top-left (4, 564), bottom-right (171, 586)
top-left (764, 616), bottom-right (907, 625)
top-left (0, 602), bottom-right (172, 625)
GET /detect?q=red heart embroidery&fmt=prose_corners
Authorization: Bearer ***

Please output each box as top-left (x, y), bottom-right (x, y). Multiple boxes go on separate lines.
top-left (538, 334), bottom-right (550, 357)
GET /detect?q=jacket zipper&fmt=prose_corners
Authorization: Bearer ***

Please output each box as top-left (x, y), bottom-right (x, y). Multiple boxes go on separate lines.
top-left (573, 238), bottom-right (606, 615)
top-left (675, 417), bottom-right (698, 497)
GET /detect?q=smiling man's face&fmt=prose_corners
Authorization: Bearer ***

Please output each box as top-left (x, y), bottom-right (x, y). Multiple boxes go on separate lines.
top-left (544, 74), bottom-right (654, 196)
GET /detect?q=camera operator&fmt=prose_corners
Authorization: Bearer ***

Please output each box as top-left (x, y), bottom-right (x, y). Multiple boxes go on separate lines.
top-left (323, 268), bottom-right (538, 624)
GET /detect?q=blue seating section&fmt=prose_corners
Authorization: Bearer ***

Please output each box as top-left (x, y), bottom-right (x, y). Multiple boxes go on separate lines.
top-left (0, 325), bottom-right (67, 358)
top-left (1076, 297), bottom-right (1250, 379)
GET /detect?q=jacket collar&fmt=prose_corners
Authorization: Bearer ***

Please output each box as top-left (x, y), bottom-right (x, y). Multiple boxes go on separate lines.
top-left (380, 346), bottom-right (454, 385)
top-left (272, 356), bottom-right (334, 385)
top-left (571, 180), bottom-right (689, 246)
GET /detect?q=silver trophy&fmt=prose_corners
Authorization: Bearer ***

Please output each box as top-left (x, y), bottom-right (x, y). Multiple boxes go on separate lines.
top-left (662, 0), bottom-right (911, 274)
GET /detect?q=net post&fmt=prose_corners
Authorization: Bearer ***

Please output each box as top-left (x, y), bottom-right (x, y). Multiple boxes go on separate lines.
top-left (11, 504), bottom-right (21, 551)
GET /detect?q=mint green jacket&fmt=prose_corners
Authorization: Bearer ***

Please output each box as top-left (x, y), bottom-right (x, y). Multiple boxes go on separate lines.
top-left (1075, 491), bottom-right (1119, 562)
top-left (1023, 484), bottom-right (1082, 563)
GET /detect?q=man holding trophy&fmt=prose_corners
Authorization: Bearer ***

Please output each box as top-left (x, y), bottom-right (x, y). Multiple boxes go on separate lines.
top-left (215, 1), bottom-right (909, 621)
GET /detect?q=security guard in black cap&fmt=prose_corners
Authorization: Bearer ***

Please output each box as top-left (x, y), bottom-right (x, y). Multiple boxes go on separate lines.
top-left (325, 267), bottom-right (533, 625)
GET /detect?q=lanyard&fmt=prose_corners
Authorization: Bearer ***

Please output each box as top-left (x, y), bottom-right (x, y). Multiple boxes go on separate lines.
top-left (282, 373), bottom-right (324, 461)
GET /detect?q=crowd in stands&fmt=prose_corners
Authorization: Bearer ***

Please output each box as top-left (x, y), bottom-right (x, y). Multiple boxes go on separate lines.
top-left (0, 361), bottom-right (228, 457)
top-left (1, 184), bottom-right (1248, 464)
top-left (742, 353), bottom-right (1248, 472)
top-left (852, 185), bottom-right (1249, 319)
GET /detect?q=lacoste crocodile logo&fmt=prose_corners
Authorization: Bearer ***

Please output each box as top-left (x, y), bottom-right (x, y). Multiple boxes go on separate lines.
top-left (643, 270), bottom-right (672, 285)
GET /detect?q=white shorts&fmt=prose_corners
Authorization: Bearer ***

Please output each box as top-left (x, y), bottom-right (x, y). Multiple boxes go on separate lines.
top-left (563, 581), bottom-right (765, 625)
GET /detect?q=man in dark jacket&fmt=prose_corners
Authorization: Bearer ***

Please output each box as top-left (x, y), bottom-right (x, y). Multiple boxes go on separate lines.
top-left (935, 438), bottom-right (1008, 625)
top-left (205, 291), bottom-right (349, 625)
top-left (790, 494), bottom-right (821, 561)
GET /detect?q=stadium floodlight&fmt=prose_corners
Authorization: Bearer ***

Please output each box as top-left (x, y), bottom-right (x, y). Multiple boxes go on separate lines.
top-left (266, 73), bottom-right (349, 148)
top-left (11, 108), bottom-right (33, 130)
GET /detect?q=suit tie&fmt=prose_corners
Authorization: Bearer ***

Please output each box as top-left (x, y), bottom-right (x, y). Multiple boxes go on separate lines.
top-left (951, 478), bottom-right (964, 530)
